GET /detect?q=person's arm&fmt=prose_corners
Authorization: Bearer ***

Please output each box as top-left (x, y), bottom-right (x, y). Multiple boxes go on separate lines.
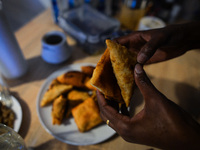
top-left (97, 64), bottom-right (200, 150)
top-left (115, 21), bottom-right (200, 64)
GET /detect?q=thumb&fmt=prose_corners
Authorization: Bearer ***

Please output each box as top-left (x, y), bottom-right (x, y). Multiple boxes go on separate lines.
top-left (134, 64), bottom-right (160, 103)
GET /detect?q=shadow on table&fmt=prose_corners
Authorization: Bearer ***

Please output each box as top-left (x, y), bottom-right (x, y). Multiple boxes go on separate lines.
top-left (175, 81), bottom-right (200, 120)
top-left (11, 91), bottom-right (31, 138)
top-left (28, 135), bottom-right (119, 150)
top-left (5, 45), bottom-right (101, 87)
top-left (28, 139), bottom-right (79, 150)
top-left (129, 75), bottom-right (200, 122)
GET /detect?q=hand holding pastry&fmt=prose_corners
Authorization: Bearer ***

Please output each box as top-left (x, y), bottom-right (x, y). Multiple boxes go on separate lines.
top-left (97, 64), bottom-right (200, 149)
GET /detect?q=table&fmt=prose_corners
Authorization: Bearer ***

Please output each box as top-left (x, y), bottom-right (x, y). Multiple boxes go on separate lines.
top-left (6, 8), bottom-right (200, 150)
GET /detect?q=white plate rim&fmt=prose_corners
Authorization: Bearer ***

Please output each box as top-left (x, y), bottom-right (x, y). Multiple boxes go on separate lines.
top-left (36, 63), bottom-right (116, 146)
top-left (11, 95), bottom-right (23, 132)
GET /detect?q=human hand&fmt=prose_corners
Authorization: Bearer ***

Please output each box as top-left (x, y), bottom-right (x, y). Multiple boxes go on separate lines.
top-left (97, 64), bottom-right (200, 150)
top-left (115, 22), bottom-right (200, 64)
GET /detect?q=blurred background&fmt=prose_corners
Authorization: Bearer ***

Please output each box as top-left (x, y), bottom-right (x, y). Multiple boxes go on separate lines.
top-left (2, 0), bottom-right (200, 31)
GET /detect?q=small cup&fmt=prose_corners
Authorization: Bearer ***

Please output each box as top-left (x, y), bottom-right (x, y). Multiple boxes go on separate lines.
top-left (41, 31), bottom-right (71, 64)
top-left (138, 16), bottom-right (166, 31)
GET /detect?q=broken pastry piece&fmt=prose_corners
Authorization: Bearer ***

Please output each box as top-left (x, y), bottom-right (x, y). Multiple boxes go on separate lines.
top-left (72, 97), bottom-right (102, 132)
top-left (90, 48), bottom-right (123, 103)
top-left (40, 84), bottom-right (73, 107)
top-left (106, 39), bottom-right (137, 107)
top-left (52, 95), bottom-right (68, 125)
top-left (57, 71), bottom-right (87, 89)
top-left (91, 40), bottom-right (137, 107)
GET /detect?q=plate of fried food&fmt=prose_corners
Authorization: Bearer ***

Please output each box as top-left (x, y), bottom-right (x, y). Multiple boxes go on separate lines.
top-left (36, 62), bottom-right (116, 146)
top-left (0, 96), bottom-right (23, 132)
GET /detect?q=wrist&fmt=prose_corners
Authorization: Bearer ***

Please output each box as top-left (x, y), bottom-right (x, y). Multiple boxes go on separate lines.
top-left (169, 21), bottom-right (200, 50)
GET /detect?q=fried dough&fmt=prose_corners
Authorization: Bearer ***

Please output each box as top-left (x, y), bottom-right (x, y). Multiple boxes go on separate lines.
top-left (49, 79), bottom-right (60, 89)
top-left (67, 90), bottom-right (90, 101)
top-left (90, 48), bottom-right (123, 103)
top-left (57, 71), bottom-right (87, 89)
top-left (52, 95), bottom-right (67, 125)
top-left (72, 97), bottom-right (102, 132)
top-left (106, 39), bottom-right (137, 107)
top-left (84, 77), bottom-right (97, 91)
top-left (81, 66), bottom-right (95, 77)
top-left (65, 90), bottom-right (90, 118)
top-left (40, 84), bottom-right (73, 107)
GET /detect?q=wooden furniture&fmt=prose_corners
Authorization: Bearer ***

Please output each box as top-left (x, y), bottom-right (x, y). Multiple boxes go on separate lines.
top-left (6, 8), bottom-right (200, 150)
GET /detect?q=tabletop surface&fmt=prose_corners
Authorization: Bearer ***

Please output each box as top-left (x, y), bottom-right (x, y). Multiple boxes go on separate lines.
top-left (6, 8), bottom-right (200, 150)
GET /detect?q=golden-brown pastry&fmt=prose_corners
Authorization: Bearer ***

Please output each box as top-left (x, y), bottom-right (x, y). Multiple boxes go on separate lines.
top-left (72, 97), bottom-right (102, 132)
top-left (65, 90), bottom-right (90, 118)
top-left (65, 99), bottom-right (83, 119)
top-left (90, 48), bottom-right (123, 103)
top-left (40, 84), bottom-right (73, 107)
top-left (67, 90), bottom-right (90, 101)
top-left (81, 66), bottom-right (95, 77)
top-left (90, 40), bottom-right (137, 107)
top-left (106, 39), bottom-right (137, 107)
top-left (57, 71), bottom-right (87, 89)
top-left (49, 79), bottom-right (60, 89)
top-left (84, 77), bottom-right (96, 91)
top-left (52, 95), bottom-right (68, 125)
top-left (90, 90), bottom-right (97, 101)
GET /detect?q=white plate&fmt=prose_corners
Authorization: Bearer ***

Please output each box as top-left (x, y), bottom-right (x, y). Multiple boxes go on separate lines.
top-left (36, 63), bottom-right (116, 146)
top-left (11, 96), bottom-right (23, 132)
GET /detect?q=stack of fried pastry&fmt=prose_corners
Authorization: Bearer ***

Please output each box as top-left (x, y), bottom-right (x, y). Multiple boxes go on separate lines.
top-left (40, 65), bottom-right (102, 132)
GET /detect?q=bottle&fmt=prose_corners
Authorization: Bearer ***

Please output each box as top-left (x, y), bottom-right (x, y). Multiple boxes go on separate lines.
top-left (0, 1), bottom-right (28, 79)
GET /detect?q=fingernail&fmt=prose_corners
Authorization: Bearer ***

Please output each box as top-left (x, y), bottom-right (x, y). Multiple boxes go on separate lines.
top-left (137, 53), bottom-right (148, 64)
top-left (135, 64), bottom-right (143, 74)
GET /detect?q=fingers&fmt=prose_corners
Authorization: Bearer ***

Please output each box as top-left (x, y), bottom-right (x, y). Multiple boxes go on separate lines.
top-left (114, 32), bottom-right (134, 44)
top-left (137, 32), bottom-right (166, 64)
top-left (120, 104), bottom-right (129, 116)
top-left (96, 90), bottom-right (130, 131)
top-left (134, 64), bottom-right (160, 104)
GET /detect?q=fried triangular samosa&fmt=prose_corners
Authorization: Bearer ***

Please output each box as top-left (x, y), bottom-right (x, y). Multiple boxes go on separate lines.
top-left (40, 84), bottom-right (73, 107)
top-left (90, 48), bottom-right (123, 103)
top-left (106, 39), bottom-right (137, 107)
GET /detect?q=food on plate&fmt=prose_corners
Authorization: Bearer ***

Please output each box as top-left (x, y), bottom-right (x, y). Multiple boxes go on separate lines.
top-left (52, 95), bottom-right (68, 125)
top-left (57, 71), bottom-right (87, 89)
top-left (67, 90), bottom-right (90, 101)
top-left (72, 97), bottom-right (102, 132)
top-left (91, 39), bottom-right (137, 107)
top-left (84, 77), bottom-right (96, 91)
top-left (49, 79), bottom-right (60, 89)
top-left (40, 65), bottom-right (104, 132)
top-left (0, 101), bottom-right (15, 129)
top-left (65, 89), bottom-right (91, 118)
top-left (65, 100), bottom-right (82, 119)
top-left (81, 66), bottom-right (95, 77)
top-left (40, 84), bottom-right (73, 107)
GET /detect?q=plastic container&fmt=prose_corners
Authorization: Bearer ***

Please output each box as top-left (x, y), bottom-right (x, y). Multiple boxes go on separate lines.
top-left (58, 4), bottom-right (120, 54)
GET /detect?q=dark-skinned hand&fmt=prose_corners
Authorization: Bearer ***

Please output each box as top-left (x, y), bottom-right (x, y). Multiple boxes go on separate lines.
top-left (97, 64), bottom-right (200, 150)
top-left (115, 21), bottom-right (200, 64)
